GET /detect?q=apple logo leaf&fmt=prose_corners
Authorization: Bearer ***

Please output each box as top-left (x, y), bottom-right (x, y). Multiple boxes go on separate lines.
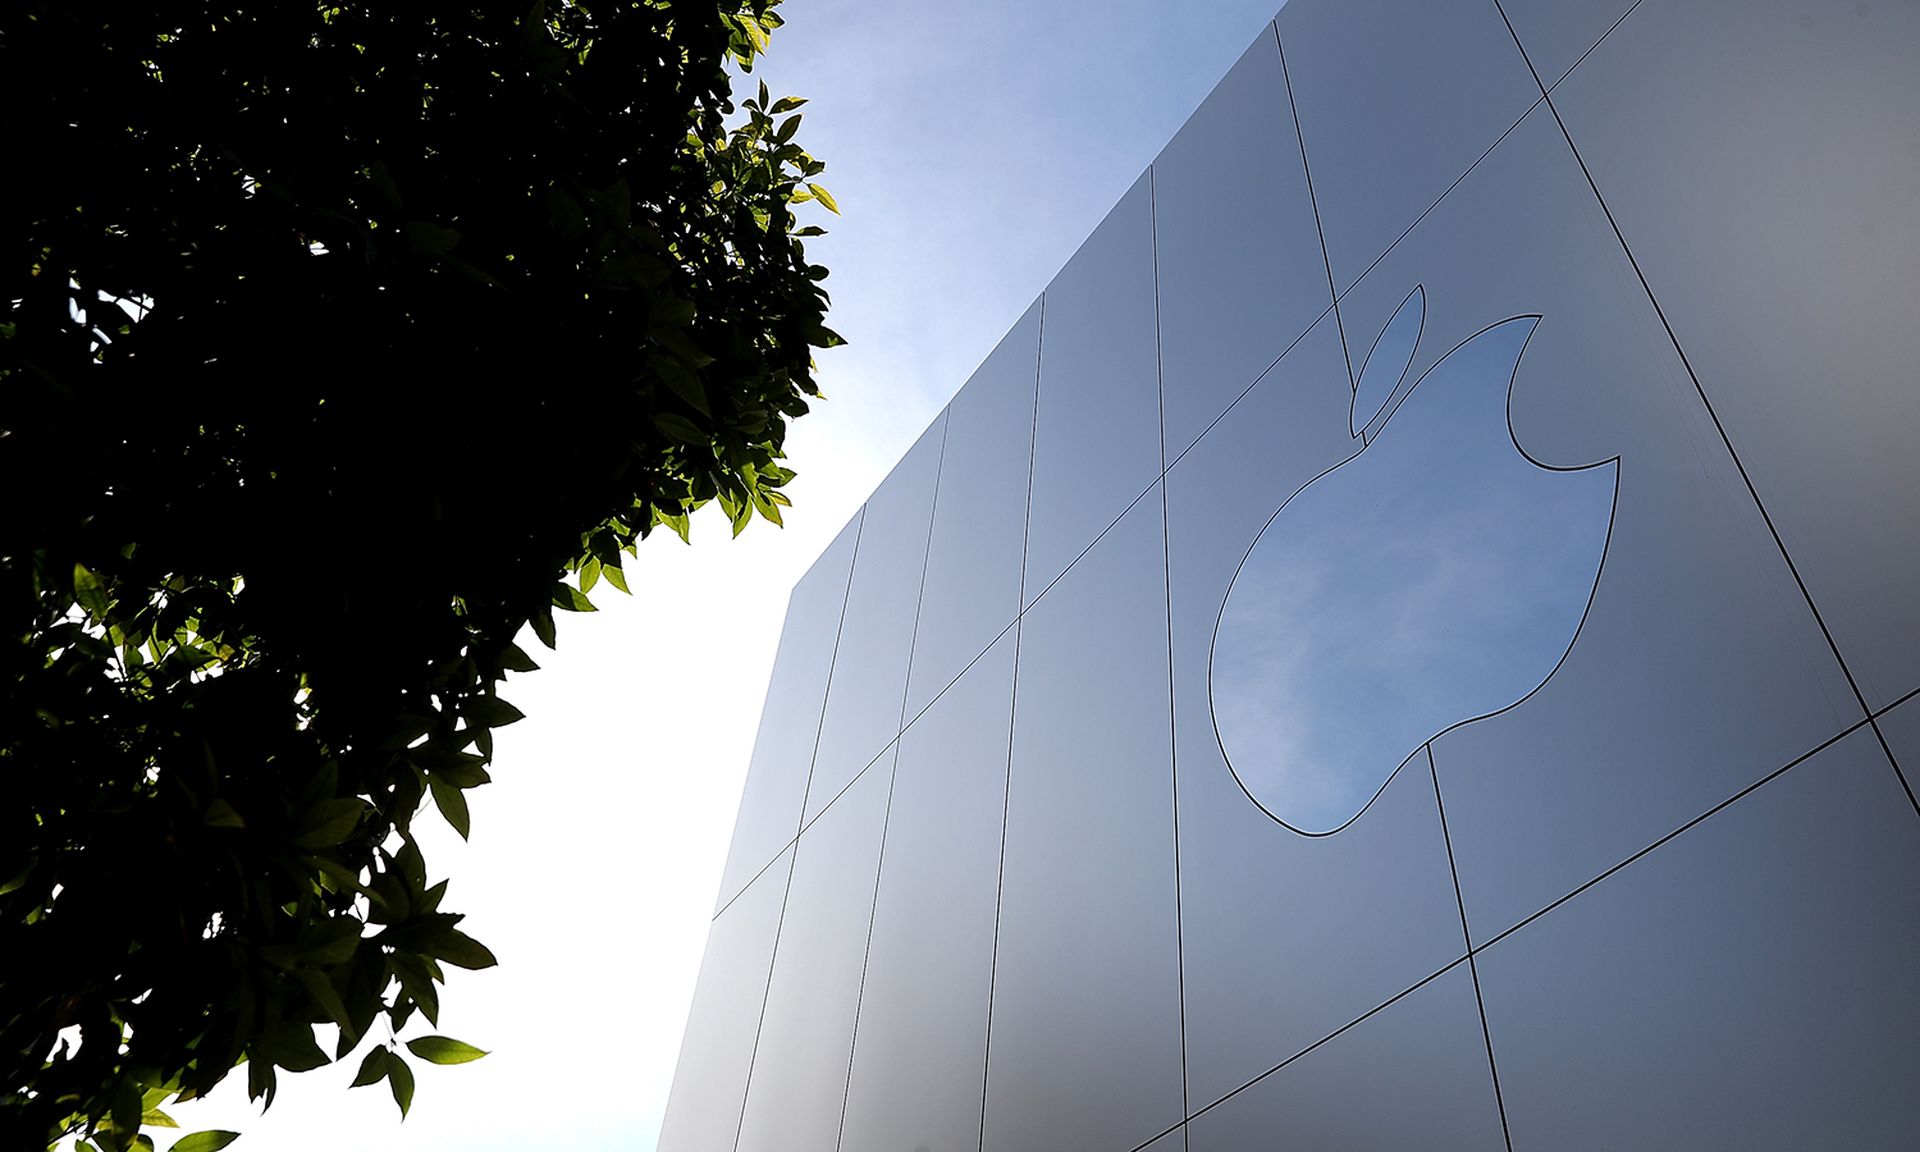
top-left (1352, 285), bottom-right (1424, 439)
top-left (1209, 292), bottom-right (1618, 835)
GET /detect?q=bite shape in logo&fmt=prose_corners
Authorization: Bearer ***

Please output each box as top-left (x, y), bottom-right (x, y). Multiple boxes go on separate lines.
top-left (1209, 287), bottom-right (1617, 834)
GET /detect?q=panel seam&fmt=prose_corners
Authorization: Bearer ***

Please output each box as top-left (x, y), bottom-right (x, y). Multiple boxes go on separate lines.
top-left (1491, 0), bottom-right (1881, 743)
top-left (975, 290), bottom-right (1045, 1152)
top-left (1274, 19), bottom-right (1355, 390)
top-left (1429, 746), bottom-right (1515, 1152)
top-left (1150, 164), bottom-right (1193, 1149)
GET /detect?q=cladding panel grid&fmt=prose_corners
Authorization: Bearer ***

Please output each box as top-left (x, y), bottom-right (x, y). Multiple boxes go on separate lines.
top-left (667, 2), bottom-right (1920, 1148)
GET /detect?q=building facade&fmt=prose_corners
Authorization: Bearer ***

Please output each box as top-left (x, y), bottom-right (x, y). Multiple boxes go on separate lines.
top-left (660, 1), bottom-right (1920, 1148)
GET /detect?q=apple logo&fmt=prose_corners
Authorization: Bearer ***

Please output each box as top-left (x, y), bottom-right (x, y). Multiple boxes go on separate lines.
top-left (1208, 286), bottom-right (1617, 834)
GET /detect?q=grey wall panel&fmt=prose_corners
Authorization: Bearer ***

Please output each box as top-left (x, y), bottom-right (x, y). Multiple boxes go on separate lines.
top-left (1549, 0), bottom-right (1920, 712)
top-left (1152, 25), bottom-right (1331, 461)
top-left (1333, 104), bottom-right (1859, 943)
top-left (807, 418), bottom-right (946, 823)
top-left (1023, 173), bottom-right (1163, 605)
top-left (1187, 965), bottom-right (1507, 1152)
top-left (1877, 696), bottom-right (1920, 801)
top-left (1496, 0), bottom-right (1638, 89)
top-left (840, 632), bottom-right (1017, 1152)
top-left (982, 490), bottom-right (1183, 1152)
top-left (735, 762), bottom-right (894, 1152)
top-left (903, 302), bottom-right (1040, 720)
top-left (1476, 726), bottom-right (1920, 1151)
top-left (714, 515), bottom-right (862, 913)
top-left (657, 847), bottom-right (795, 1152)
top-left (1164, 309), bottom-right (1465, 1108)
top-left (1137, 1127), bottom-right (1184, 1152)
top-left (1277, 0), bottom-right (1539, 292)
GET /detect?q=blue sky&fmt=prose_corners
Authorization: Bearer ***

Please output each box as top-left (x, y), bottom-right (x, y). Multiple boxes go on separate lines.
top-left (154, 3), bottom-right (1291, 1149)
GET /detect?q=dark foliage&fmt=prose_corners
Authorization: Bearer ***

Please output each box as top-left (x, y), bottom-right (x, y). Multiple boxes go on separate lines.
top-left (0, 2), bottom-right (837, 1146)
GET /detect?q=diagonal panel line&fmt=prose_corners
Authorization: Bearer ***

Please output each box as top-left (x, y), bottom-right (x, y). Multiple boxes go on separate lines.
top-left (1429, 747), bottom-right (1515, 1152)
top-left (1274, 20), bottom-right (1355, 390)
top-left (1490, 0), bottom-right (1877, 739)
top-left (1149, 164), bottom-right (1194, 1149)
top-left (976, 290), bottom-right (1046, 1152)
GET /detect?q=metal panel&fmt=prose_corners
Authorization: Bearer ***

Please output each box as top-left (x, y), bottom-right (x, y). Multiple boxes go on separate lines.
top-left (1186, 965), bottom-right (1507, 1152)
top-left (1023, 172), bottom-right (1163, 605)
top-left (1334, 104), bottom-right (1859, 943)
top-left (807, 419), bottom-right (946, 823)
top-left (1873, 695), bottom-right (1920, 816)
top-left (714, 516), bottom-right (861, 913)
top-left (1277, 0), bottom-right (1539, 292)
top-left (1477, 726), bottom-right (1920, 1151)
top-left (1497, 0), bottom-right (1639, 89)
top-left (1550, 0), bottom-right (1920, 711)
top-left (1165, 309), bottom-right (1465, 1107)
top-left (1152, 25), bottom-right (1330, 461)
top-left (657, 848), bottom-right (794, 1152)
top-left (982, 490), bottom-right (1184, 1152)
top-left (735, 763), bottom-right (894, 1152)
top-left (840, 632), bottom-right (1017, 1152)
top-left (904, 301), bottom-right (1040, 720)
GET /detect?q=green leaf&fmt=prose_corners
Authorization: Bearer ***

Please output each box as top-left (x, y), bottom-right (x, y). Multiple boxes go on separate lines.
top-left (600, 562), bottom-right (629, 594)
top-left (293, 969), bottom-right (353, 1036)
top-left (171, 1131), bottom-right (241, 1152)
top-left (349, 1046), bottom-right (389, 1088)
top-left (529, 608), bottom-right (557, 650)
top-left (390, 956), bottom-right (441, 1027)
top-left (139, 1108), bottom-right (178, 1129)
top-left (387, 1052), bottom-right (415, 1119)
top-left (466, 695), bottom-right (524, 728)
top-left (429, 778), bottom-right (471, 840)
top-left (496, 642), bottom-right (540, 673)
top-left (652, 412), bottom-right (707, 445)
top-left (405, 1036), bottom-right (489, 1065)
top-left (427, 927), bottom-right (498, 971)
top-left (0, 859), bottom-right (34, 896)
top-left (377, 714), bottom-right (439, 750)
top-left (74, 562), bottom-right (111, 619)
top-left (578, 556), bottom-right (601, 594)
top-left (769, 95), bottom-right (808, 113)
top-left (202, 798), bottom-right (245, 829)
top-left (806, 182), bottom-right (839, 214)
top-left (291, 799), bottom-right (366, 849)
top-left (550, 582), bottom-right (596, 613)
top-left (264, 1025), bottom-right (330, 1072)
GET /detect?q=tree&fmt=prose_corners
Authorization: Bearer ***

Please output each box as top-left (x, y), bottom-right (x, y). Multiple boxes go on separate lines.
top-left (0, 2), bottom-right (839, 1147)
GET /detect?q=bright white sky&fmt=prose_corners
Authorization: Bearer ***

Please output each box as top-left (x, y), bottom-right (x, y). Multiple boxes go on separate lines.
top-left (158, 3), bottom-right (1288, 1148)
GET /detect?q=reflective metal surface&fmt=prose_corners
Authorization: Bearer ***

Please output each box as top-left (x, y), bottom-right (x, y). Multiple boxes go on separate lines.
top-left (657, 847), bottom-right (794, 1152)
top-left (1477, 727), bottom-right (1920, 1150)
top-left (1152, 26), bottom-right (1330, 460)
top-left (1212, 292), bottom-right (1614, 834)
top-left (983, 492), bottom-right (1183, 1152)
top-left (736, 762), bottom-right (894, 1152)
top-left (1167, 309), bottom-right (1465, 1106)
top-left (665, 1), bottom-right (1919, 1145)
top-left (903, 301), bottom-right (1040, 720)
top-left (712, 516), bottom-right (860, 913)
top-left (1877, 697), bottom-right (1920, 795)
top-left (840, 633), bottom-right (1016, 1152)
top-left (1340, 105), bottom-right (1858, 942)
top-left (1498, 0), bottom-right (1639, 90)
top-left (807, 419), bottom-right (945, 823)
top-left (1278, 0), bottom-right (1538, 291)
top-left (1023, 172), bottom-right (1163, 605)
top-left (1551, 0), bottom-right (1920, 711)
top-left (1186, 965), bottom-right (1507, 1152)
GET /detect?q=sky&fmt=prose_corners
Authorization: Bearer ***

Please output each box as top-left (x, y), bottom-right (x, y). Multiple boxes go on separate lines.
top-left (155, 2), bottom-right (1291, 1149)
